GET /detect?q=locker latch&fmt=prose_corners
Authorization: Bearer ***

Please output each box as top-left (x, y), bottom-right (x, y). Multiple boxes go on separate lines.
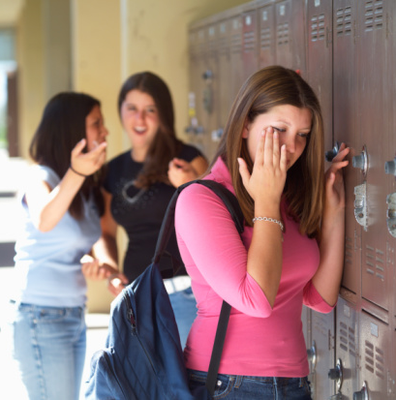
top-left (386, 192), bottom-right (396, 238)
top-left (306, 340), bottom-right (317, 373)
top-left (353, 381), bottom-right (369, 400)
top-left (328, 358), bottom-right (343, 392)
top-left (354, 183), bottom-right (368, 231)
top-left (325, 141), bottom-right (340, 162)
top-left (352, 145), bottom-right (368, 176)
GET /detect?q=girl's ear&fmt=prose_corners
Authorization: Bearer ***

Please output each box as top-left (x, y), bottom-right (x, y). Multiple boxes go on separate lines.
top-left (242, 120), bottom-right (249, 139)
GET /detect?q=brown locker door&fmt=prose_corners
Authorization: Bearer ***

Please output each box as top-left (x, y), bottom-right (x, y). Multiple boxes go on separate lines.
top-left (6, 70), bottom-right (19, 157)
top-left (358, 0), bottom-right (392, 313)
top-left (258, 4), bottom-right (276, 68)
top-left (334, 296), bottom-right (360, 397)
top-left (201, 23), bottom-right (220, 162)
top-left (306, 0), bottom-right (333, 155)
top-left (310, 311), bottom-right (336, 398)
top-left (187, 27), bottom-right (207, 154)
top-left (216, 19), bottom-right (231, 146)
top-left (333, 0), bottom-right (361, 298)
top-left (275, 0), bottom-right (306, 71)
top-left (357, 312), bottom-right (391, 399)
top-left (229, 15), bottom-right (244, 103)
top-left (241, 10), bottom-right (258, 81)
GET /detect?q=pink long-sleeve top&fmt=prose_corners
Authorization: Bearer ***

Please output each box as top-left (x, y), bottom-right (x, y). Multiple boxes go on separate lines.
top-left (175, 157), bottom-right (334, 378)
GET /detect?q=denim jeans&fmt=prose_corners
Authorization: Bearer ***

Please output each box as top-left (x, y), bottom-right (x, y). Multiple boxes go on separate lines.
top-left (188, 369), bottom-right (312, 400)
top-left (168, 286), bottom-right (196, 349)
top-left (4, 301), bottom-right (86, 400)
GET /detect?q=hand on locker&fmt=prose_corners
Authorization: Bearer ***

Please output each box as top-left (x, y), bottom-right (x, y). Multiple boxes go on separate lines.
top-left (324, 142), bottom-right (350, 213)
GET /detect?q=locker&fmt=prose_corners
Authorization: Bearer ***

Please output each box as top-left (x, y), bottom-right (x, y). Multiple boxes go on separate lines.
top-left (241, 9), bottom-right (259, 81)
top-left (215, 19), bottom-right (232, 147)
top-left (306, 0), bottom-right (333, 156)
top-left (201, 22), bottom-right (220, 161)
top-left (187, 26), bottom-right (207, 155)
top-left (357, 311), bottom-right (393, 399)
top-left (310, 311), bottom-right (336, 398)
top-left (358, 0), bottom-right (392, 313)
top-left (333, 0), bottom-right (361, 299)
top-left (258, 3), bottom-right (276, 68)
top-left (333, 296), bottom-right (360, 398)
top-left (229, 15), bottom-right (244, 103)
top-left (275, 0), bottom-right (306, 71)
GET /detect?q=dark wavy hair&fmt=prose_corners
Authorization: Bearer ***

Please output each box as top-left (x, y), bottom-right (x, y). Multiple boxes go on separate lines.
top-left (29, 92), bottom-right (105, 219)
top-left (212, 66), bottom-right (325, 238)
top-left (118, 71), bottom-right (183, 188)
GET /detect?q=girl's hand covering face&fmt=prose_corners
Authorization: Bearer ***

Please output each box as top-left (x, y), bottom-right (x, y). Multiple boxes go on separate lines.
top-left (238, 126), bottom-right (287, 207)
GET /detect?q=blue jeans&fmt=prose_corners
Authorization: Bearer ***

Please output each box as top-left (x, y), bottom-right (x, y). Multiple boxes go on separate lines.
top-left (5, 301), bottom-right (86, 400)
top-left (188, 369), bottom-right (312, 400)
top-left (168, 286), bottom-right (196, 349)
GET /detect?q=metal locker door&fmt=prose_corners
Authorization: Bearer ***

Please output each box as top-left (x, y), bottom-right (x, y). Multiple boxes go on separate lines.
top-left (306, 0), bottom-right (333, 157)
top-left (201, 23), bottom-right (220, 162)
top-left (333, 0), bottom-right (361, 299)
top-left (275, 0), bottom-right (306, 71)
top-left (258, 3), bottom-right (276, 68)
top-left (214, 18), bottom-right (231, 148)
top-left (241, 9), bottom-right (259, 81)
top-left (357, 0), bottom-right (392, 313)
top-left (356, 312), bottom-right (392, 399)
top-left (310, 310), bottom-right (335, 399)
top-left (331, 295), bottom-right (360, 398)
top-left (229, 15), bottom-right (244, 103)
top-left (187, 26), bottom-right (207, 155)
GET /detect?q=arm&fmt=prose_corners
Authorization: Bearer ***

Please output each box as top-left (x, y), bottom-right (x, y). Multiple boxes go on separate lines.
top-left (26, 139), bottom-right (107, 232)
top-left (84, 189), bottom-right (128, 295)
top-left (238, 128), bottom-right (286, 308)
top-left (311, 144), bottom-right (350, 306)
top-left (167, 155), bottom-right (208, 187)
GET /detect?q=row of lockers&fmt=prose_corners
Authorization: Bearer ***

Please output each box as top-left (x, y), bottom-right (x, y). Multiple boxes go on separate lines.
top-left (187, 0), bottom-right (395, 398)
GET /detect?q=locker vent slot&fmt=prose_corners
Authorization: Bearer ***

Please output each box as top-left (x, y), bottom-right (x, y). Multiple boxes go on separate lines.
top-left (311, 14), bottom-right (325, 42)
top-left (277, 23), bottom-right (289, 46)
top-left (364, 0), bottom-right (383, 31)
top-left (364, 340), bottom-right (386, 380)
top-left (261, 28), bottom-right (271, 50)
top-left (365, 246), bottom-right (385, 280)
top-left (231, 33), bottom-right (242, 54)
top-left (339, 322), bottom-right (356, 357)
top-left (336, 7), bottom-right (352, 36)
top-left (243, 31), bottom-right (256, 53)
top-left (218, 36), bottom-right (228, 56)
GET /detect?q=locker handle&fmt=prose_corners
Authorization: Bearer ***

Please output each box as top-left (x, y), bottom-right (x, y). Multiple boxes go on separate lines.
top-left (328, 358), bottom-right (343, 392)
top-left (306, 340), bottom-right (317, 372)
top-left (325, 141), bottom-right (340, 162)
top-left (353, 183), bottom-right (368, 231)
top-left (352, 145), bottom-right (368, 176)
top-left (353, 381), bottom-right (369, 400)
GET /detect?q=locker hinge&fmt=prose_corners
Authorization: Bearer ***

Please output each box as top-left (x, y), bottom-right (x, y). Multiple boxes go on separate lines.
top-left (388, 371), bottom-right (395, 396)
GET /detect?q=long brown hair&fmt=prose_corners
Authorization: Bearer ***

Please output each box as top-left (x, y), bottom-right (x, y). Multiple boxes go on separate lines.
top-left (212, 66), bottom-right (324, 238)
top-left (29, 92), bottom-right (105, 219)
top-left (118, 72), bottom-right (183, 188)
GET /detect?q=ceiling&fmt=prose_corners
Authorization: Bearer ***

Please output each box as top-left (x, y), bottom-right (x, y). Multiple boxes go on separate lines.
top-left (0, 0), bottom-right (25, 27)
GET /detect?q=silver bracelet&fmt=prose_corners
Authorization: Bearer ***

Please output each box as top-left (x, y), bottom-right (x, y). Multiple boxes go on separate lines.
top-left (252, 216), bottom-right (284, 232)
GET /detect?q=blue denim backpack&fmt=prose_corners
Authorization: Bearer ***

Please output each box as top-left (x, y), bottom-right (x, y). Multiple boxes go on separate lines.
top-left (85, 180), bottom-right (244, 400)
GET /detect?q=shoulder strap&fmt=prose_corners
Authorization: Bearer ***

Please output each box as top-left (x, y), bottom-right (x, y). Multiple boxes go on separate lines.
top-left (153, 179), bottom-right (244, 397)
top-left (153, 179), bottom-right (244, 265)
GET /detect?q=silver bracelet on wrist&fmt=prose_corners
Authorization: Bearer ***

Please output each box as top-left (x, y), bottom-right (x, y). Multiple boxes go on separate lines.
top-left (252, 216), bottom-right (284, 232)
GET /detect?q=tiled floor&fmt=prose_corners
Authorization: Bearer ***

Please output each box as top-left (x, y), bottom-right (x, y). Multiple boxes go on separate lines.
top-left (0, 150), bottom-right (110, 399)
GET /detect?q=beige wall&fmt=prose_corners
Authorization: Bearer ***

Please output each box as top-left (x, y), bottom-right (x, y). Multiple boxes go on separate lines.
top-left (16, 0), bottom-right (45, 160)
top-left (122, 0), bottom-right (250, 146)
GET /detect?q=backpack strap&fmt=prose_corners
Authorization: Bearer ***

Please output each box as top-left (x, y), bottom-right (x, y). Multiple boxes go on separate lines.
top-left (153, 179), bottom-right (245, 397)
top-left (153, 179), bottom-right (244, 266)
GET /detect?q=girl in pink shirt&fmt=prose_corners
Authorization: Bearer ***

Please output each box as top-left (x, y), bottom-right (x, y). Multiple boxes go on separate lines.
top-left (175, 66), bottom-right (349, 399)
